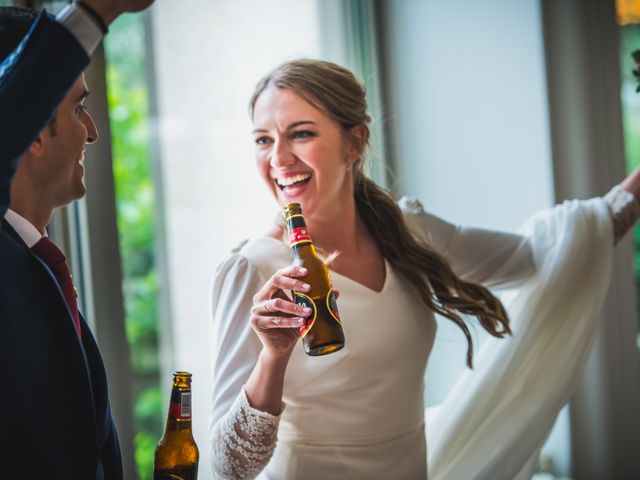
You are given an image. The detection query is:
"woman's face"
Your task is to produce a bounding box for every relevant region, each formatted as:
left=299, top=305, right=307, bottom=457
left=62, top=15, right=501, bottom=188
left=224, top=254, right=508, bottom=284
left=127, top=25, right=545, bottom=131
left=252, top=85, right=357, bottom=221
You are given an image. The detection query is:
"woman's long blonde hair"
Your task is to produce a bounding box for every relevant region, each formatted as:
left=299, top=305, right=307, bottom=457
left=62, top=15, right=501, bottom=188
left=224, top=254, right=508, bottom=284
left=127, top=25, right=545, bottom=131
left=250, top=59, right=510, bottom=367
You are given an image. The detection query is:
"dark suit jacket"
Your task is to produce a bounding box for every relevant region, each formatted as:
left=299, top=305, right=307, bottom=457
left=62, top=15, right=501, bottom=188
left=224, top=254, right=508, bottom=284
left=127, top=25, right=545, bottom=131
left=0, top=12, right=123, bottom=480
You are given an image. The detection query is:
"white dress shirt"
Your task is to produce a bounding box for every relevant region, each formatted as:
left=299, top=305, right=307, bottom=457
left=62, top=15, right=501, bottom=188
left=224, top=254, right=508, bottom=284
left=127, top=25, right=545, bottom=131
left=4, top=208, right=45, bottom=248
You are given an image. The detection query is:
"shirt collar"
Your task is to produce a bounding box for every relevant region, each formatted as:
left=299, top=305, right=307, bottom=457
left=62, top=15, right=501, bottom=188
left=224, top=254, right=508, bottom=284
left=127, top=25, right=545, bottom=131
left=4, top=208, right=46, bottom=248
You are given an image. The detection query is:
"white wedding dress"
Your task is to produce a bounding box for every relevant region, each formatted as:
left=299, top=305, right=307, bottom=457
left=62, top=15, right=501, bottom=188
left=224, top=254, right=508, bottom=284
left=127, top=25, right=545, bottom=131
left=209, top=190, right=630, bottom=480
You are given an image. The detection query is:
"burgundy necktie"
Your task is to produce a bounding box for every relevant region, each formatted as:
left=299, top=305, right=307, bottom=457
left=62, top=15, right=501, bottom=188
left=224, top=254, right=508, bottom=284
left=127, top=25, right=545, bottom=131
left=31, top=237, right=82, bottom=339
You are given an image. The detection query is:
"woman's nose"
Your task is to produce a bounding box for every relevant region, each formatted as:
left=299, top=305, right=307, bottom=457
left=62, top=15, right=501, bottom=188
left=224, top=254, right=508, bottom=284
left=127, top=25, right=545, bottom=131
left=270, top=141, right=295, bottom=168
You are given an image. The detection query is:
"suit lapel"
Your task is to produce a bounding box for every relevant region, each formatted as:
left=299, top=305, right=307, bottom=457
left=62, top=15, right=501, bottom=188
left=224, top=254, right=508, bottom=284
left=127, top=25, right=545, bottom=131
left=1, top=217, right=25, bottom=245
left=2, top=218, right=79, bottom=331
left=2, top=218, right=99, bottom=434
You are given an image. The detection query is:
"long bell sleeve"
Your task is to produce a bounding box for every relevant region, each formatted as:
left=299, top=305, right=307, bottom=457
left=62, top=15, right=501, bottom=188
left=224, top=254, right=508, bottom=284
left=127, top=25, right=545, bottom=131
left=209, top=245, right=282, bottom=480
left=399, top=197, right=536, bottom=289
left=399, top=195, right=619, bottom=480
left=400, top=187, right=638, bottom=479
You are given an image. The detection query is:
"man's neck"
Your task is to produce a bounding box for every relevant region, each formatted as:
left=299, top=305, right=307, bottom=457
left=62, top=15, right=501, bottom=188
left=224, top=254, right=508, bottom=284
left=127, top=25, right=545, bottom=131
left=9, top=200, right=53, bottom=235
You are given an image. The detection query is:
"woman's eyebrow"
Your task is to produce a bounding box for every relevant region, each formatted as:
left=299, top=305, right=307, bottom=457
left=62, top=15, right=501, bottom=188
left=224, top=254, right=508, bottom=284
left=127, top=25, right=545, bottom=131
left=252, top=120, right=318, bottom=134
left=287, top=120, right=317, bottom=129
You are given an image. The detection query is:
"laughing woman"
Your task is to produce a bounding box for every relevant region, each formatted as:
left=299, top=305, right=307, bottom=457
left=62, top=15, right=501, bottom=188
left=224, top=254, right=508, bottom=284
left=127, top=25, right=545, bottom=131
left=208, top=59, right=640, bottom=480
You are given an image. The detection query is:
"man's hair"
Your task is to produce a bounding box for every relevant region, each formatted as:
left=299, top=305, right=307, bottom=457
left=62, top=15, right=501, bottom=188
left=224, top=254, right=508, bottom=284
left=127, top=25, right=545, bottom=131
left=0, top=7, right=37, bottom=62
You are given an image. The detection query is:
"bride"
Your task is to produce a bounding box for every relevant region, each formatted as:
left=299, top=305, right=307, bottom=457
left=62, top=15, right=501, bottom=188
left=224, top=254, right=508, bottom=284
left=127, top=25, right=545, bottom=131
left=208, top=59, right=640, bottom=480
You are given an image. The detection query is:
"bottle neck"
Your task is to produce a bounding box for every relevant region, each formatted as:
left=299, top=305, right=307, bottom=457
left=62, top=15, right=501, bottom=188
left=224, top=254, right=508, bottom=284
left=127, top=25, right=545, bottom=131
left=165, top=386, right=193, bottom=432
left=286, top=214, right=315, bottom=256
left=291, top=242, right=318, bottom=260
left=165, top=417, right=193, bottom=432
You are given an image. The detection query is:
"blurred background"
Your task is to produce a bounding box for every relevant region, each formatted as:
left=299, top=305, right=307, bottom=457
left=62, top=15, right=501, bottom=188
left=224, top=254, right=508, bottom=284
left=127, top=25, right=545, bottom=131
left=3, top=0, right=640, bottom=478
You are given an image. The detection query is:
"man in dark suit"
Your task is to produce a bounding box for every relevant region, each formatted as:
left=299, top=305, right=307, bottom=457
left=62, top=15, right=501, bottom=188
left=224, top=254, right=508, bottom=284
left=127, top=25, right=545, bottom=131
left=0, top=1, right=153, bottom=478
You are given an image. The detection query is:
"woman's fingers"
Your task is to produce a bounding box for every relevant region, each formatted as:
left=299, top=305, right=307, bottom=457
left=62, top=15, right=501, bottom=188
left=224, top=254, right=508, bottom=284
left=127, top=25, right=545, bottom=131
left=270, top=266, right=310, bottom=293
left=277, top=265, right=308, bottom=279
left=252, top=266, right=310, bottom=304
left=271, top=272, right=311, bottom=293
left=251, top=315, right=305, bottom=330
left=252, top=297, right=311, bottom=318
left=248, top=266, right=314, bottom=353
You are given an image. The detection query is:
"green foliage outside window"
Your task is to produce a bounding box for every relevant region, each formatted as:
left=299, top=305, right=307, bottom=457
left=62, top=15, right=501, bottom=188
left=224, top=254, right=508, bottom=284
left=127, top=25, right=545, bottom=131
left=104, top=13, right=162, bottom=480
left=620, top=24, right=640, bottom=350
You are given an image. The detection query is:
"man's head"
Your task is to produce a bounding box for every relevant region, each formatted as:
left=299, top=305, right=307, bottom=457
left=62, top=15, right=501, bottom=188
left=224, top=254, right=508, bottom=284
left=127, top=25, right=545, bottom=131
left=17, top=75, right=99, bottom=209
left=0, top=7, right=99, bottom=219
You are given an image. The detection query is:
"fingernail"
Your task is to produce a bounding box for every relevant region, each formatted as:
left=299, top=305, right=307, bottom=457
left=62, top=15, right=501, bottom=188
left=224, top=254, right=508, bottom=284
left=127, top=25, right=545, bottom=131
left=302, top=283, right=311, bottom=290
left=302, top=307, right=312, bottom=313
left=296, top=317, right=305, bottom=324
left=298, top=267, right=307, bottom=273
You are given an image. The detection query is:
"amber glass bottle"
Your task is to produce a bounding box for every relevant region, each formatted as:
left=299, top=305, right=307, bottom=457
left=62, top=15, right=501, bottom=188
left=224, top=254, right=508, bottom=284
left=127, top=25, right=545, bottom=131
left=284, top=202, right=345, bottom=356
left=153, top=371, right=199, bottom=480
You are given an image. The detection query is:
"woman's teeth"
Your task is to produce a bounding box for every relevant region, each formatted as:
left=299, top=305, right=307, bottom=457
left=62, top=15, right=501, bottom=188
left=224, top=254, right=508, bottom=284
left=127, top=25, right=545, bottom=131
left=276, top=174, right=312, bottom=188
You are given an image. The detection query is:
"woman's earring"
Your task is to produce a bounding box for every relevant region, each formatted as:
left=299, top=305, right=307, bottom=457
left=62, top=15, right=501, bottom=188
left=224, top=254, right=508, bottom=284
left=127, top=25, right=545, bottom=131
left=346, top=163, right=353, bottom=171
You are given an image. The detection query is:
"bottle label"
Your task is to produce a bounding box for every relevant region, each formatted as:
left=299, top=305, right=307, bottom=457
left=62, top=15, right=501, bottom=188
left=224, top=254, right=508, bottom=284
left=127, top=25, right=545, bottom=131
left=288, top=226, right=312, bottom=247
left=293, top=292, right=317, bottom=337
left=326, top=289, right=341, bottom=324
left=169, top=391, right=192, bottom=420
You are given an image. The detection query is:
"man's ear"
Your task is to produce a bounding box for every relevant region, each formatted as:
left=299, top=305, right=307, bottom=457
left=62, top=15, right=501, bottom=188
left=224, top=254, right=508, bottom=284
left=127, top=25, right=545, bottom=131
left=27, top=128, right=48, bottom=158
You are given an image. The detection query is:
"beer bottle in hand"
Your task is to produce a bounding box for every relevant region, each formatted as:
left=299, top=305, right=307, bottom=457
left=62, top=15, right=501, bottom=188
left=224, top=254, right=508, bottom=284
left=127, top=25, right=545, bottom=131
left=284, top=202, right=345, bottom=356
left=154, top=371, right=199, bottom=480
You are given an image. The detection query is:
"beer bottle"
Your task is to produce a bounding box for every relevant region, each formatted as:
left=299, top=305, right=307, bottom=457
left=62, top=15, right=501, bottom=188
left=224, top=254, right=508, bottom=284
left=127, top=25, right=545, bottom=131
left=284, top=202, right=345, bottom=356
left=153, top=371, right=199, bottom=480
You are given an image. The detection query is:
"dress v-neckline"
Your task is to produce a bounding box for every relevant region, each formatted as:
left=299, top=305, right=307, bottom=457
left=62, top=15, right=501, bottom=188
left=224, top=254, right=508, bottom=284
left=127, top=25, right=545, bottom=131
left=259, top=236, right=390, bottom=295
left=330, top=259, right=389, bottom=295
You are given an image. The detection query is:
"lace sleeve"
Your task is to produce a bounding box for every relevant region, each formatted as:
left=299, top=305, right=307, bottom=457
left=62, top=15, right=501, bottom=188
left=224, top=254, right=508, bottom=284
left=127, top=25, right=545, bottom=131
left=212, top=387, right=282, bottom=480
left=603, top=185, right=640, bottom=244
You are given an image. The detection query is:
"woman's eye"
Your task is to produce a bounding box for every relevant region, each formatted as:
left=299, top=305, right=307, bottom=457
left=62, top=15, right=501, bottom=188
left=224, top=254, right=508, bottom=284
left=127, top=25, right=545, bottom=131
left=291, top=130, right=316, bottom=139
left=255, top=136, right=272, bottom=145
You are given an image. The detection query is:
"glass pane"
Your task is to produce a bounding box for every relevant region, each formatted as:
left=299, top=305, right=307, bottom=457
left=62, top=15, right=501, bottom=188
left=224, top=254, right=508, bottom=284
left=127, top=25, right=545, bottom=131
left=104, top=13, right=161, bottom=480
left=105, top=3, right=334, bottom=477
left=618, top=1, right=640, bottom=352
left=147, top=0, right=332, bottom=474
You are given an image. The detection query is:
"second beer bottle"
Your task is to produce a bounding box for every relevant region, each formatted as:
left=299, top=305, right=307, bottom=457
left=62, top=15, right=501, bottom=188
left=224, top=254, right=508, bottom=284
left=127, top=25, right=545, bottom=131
left=153, top=371, right=199, bottom=480
left=284, top=202, right=345, bottom=356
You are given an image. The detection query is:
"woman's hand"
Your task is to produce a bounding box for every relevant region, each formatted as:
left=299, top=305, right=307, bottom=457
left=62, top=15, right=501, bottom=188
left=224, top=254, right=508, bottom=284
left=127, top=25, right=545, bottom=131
left=620, top=166, right=640, bottom=204
left=250, top=266, right=312, bottom=357
left=245, top=266, right=340, bottom=415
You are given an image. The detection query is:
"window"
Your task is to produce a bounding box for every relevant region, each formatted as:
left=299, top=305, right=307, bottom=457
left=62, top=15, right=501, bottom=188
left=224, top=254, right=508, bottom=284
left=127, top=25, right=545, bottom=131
left=104, top=12, right=161, bottom=479
left=618, top=0, right=640, bottom=352
left=105, top=2, right=358, bottom=477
